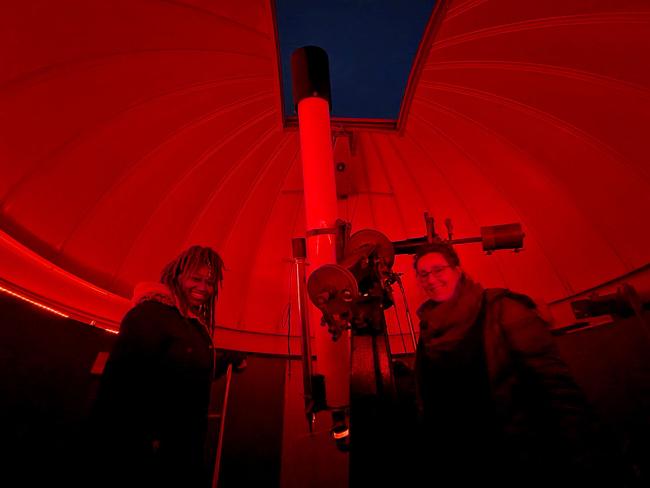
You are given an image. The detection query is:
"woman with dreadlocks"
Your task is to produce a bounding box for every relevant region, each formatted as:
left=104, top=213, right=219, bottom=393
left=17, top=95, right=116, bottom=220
left=89, top=245, right=245, bottom=488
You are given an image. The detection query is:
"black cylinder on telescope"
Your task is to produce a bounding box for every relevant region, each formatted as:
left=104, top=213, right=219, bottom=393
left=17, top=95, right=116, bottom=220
left=480, top=223, right=524, bottom=251
left=291, top=46, right=332, bottom=110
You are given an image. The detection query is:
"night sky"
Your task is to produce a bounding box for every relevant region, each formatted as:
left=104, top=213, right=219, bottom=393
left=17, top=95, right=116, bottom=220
left=275, top=0, right=437, bottom=119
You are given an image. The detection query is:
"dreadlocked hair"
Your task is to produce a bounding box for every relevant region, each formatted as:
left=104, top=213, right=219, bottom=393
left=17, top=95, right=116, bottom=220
left=160, top=245, right=225, bottom=333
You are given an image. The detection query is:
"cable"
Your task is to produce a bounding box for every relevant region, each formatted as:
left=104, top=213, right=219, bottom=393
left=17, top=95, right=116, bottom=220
left=391, top=293, right=408, bottom=353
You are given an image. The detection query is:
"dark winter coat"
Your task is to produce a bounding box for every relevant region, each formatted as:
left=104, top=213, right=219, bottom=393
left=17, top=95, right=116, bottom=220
left=90, top=298, right=228, bottom=487
left=416, top=285, right=620, bottom=486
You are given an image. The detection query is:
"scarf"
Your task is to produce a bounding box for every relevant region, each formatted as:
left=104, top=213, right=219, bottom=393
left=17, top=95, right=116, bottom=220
left=416, top=274, right=484, bottom=355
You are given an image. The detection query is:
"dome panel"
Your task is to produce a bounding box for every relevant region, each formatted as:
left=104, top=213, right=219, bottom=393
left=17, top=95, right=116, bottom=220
left=211, top=135, right=300, bottom=331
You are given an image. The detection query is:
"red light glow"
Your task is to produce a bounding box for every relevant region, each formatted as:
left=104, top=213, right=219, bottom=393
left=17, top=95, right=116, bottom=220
left=0, top=284, right=69, bottom=318
left=332, top=428, right=349, bottom=440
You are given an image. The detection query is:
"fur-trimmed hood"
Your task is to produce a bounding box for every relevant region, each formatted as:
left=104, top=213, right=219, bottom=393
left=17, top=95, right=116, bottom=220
left=131, top=281, right=176, bottom=307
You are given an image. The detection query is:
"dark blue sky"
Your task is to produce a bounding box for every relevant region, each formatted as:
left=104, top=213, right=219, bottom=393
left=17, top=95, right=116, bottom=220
left=275, top=0, right=437, bottom=119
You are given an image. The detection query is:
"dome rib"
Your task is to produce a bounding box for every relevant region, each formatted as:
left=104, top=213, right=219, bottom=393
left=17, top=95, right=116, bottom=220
left=430, top=12, right=650, bottom=52
left=1, top=48, right=271, bottom=94
left=409, top=96, right=633, bottom=293
left=445, top=0, right=489, bottom=20
left=57, top=92, right=274, bottom=254
left=424, top=61, right=650, bottom=100
left=1, top=72, right=273, bottom=215
left=404, top=116, right=514, bottom=288
left=232, top=149, right=301, bottom=329
left=180, top=127, right=285, bottom=245
left=158, top=0, right=271, bottom=38
left=108, top=104, right=277, bottom=285
left=417, top=81, right=648, bottom=185
left=365, top=134, right=413, bottom=238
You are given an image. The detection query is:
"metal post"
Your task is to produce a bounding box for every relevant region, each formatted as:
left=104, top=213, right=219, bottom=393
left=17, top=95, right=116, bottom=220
left=395, top=274, right=418, bottom=352
left=293, top=237, right=315, bottom=429
left=211, top=364, right=233, bottom=488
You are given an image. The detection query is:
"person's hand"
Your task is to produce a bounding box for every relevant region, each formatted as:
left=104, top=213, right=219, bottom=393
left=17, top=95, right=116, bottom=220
left=224, top=350, right=247, bottom=372
left=215, top=350, right=248, bottom=377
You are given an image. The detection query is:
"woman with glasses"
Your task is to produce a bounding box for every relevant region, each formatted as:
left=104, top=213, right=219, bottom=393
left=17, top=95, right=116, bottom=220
left=412, top=241, right=625, bottom=487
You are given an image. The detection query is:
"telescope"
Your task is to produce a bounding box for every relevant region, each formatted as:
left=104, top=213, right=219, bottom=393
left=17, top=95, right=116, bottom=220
left=295, top=213, right=525, bottom=453
left=308, top=214, right=524, bottom=346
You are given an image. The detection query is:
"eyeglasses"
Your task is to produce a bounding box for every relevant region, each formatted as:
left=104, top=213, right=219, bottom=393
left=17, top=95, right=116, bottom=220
left=416, top=265, right=452, bottom=280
